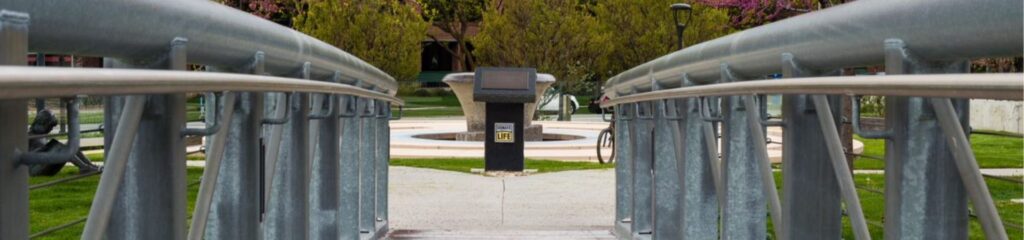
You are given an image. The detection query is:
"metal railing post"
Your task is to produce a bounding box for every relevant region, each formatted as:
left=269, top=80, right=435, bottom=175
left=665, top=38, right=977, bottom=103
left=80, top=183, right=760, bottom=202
left=931, top=98, right=1008, bottom=239
left=0, top=10, right=29, bottom=240
left=779, top=54, right=845, bottom=239
left=263, top=63, right=312, bottom=240
left=101, top=38, right=189, bottom=240
left=614, top=104, right=634, bottom=238
left=338, top=95, right=362, bottom=240
left=359, top=97, right=379, bottom=235
left=203, top=52, right=264, bottom=240
left=719, top=65, right=767, bottom=240
left=652, top=98, right=683, bottom=239
left=630, top=101, right=655, bottom=237
left=677, top=78, right=719, bottom=238
left=188, top=91, right=237, bottom=240
left=882, top=39, right=969, bottom=239
left=376, top=100, right=390, bottom=225
left=309, top=75, right=342, bottom=239
left=810, top=95, right=872, bottom=240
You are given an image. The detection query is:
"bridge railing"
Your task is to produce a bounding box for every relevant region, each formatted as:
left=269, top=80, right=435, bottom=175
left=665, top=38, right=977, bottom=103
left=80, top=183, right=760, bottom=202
left=601, top=0, right=1022, bottom=239
left=0, top=1, right=398, bottom=239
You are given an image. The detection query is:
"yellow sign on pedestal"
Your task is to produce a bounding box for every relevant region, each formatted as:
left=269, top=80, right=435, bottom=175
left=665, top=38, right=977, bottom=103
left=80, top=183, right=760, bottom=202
left=495, top=122, right=514, bottom=143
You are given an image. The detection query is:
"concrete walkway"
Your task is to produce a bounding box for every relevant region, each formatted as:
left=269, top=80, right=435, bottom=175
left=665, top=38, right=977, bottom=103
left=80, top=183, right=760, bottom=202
left=388, top=166, right=615, bottom=233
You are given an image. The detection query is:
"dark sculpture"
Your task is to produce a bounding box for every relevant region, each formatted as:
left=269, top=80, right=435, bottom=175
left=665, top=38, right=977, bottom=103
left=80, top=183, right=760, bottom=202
left=27, top=109, right=101, bottom=176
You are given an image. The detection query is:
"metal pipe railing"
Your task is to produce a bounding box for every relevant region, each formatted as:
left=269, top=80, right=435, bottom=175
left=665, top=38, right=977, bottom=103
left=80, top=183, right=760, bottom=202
left=0, top=66, right=403, bottom=104
left=3, top=0, right=397, bottom=94
left=603, top=0, right=1022, bottom=95
left=1, top=6, right=397, bottom=240
left=603, top=1, right=1021, bottom=239
left=602, top=73, right=1022, bottom=107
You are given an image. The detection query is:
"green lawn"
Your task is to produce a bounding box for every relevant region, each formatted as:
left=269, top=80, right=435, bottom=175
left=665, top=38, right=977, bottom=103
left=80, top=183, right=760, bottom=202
left=393, top=96, right=464, bottom=117
left=28, top=168, right=203, bottom=240
left=854, top=133, right=1023, bottom=169
left=390, top=158, right=613, bottom=173
left=844, top=174, right=1023, bottom=239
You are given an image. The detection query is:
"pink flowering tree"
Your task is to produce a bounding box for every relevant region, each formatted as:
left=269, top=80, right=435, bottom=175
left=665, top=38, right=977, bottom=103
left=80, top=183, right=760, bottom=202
left=695, top=0, right=842, bottom=29
left=219, top=0, right=297, bottom=26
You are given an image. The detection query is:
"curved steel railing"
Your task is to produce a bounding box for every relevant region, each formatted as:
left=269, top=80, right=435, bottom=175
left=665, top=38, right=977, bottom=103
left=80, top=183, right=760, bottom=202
left=601, top=0, right=1022, bottom=239
left=0, top=3, right=398, bottom=240
left=3, top=0, right=396, bottom=93
left=0, top=67, right=403, bottom=103
left=603, top=0, right=1022, bottom=96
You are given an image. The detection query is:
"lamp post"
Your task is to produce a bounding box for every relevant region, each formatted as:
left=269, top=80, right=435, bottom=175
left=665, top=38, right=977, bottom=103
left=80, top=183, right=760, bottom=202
left=671, top=3, right=693, bottom=50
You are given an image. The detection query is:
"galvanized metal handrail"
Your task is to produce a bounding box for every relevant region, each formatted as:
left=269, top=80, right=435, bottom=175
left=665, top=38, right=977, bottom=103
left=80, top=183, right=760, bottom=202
left=0, top=66, right=403, bottom=104
left=2, top=0, right=397, bottom=94
left=0, top=4, right=396, bottom=240
left=603, top=0, right=1022, bottom=96
left=601, top=73, right=1023, bottom=107
left=603, top=0, right=1021, bottom=239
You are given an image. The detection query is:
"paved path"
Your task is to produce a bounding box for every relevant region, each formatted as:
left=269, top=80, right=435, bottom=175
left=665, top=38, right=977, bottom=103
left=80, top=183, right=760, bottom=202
left=388, top=166, right=615, bottom=232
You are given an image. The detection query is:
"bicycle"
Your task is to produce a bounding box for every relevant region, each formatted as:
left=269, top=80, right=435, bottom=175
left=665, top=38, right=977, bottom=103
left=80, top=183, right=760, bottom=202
left=596, top=120, right=615, bottom=164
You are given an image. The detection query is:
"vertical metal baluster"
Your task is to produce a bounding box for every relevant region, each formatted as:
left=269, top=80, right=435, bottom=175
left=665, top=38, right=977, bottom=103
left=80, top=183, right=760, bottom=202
left=264, top=63, right=311, bottom=240
left=204, top=52, right=264, bottom=239
left=101, top=37, right=189, bottom=240
left=931, top=98, right=1008, bottom=240
left=778, top=53, right=845, bottom=239
left=359, top=96, right=378, bottom=236
left=677, top=76, right=719, bottom=238
left=882, top=39, right=969, bottom=240
left=810, top=95, right=872, bottom=240
left=339, top=95, right=361, bottom=240
left=310, top=72, right=342, bottom=240
left=631, top=101, right=655, bottom=237
left=375, top=99, right=390, bottom=225
left=613, top=103, right=634, bottom=238
left=719, top=64, right=766, bottom=240
left=741, top=95, right=783, bottom=239
left=0, top=10, right=29, bottom=240
left=188, top=92, right=237, bottom=240
left=652, top=86, right=683, bottom=238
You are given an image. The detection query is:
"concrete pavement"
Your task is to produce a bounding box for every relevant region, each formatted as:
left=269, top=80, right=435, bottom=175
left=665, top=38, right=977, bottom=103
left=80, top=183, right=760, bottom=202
left=387, top=166, right=615, bottom=232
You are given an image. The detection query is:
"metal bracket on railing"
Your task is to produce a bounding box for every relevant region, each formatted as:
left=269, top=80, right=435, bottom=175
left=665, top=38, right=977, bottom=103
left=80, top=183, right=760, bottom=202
left=600, top=106, right=615, bottom=122
left=247, top=51, right=265, bottom=74
left=337, top=96, right=359, bottom=118
left=375, top=100, right=389, bottom=119
left=851, top=95, right=891, bottom=139
left=389, top=105, right=403, bottom=120
left=756, top=97, right=784, bottom=127
left=700, top=97, right=722, bottom=122
left=660, top=99, right=684, bottom=120
left=309, top=94, right=336, bottom=119
left=635, top=101, right=654, bottom=120
left=19, top=97, right=81, bottom=165
left=183, top=92, right=234, bottom=136
left=358, top=97, right=376, bottom=118
left=262, top=92, right=291, bottom=125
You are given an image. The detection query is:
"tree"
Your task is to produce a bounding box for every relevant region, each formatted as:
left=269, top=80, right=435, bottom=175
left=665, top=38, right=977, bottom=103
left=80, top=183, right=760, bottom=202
left=293, top=0, right=429, bottom=82
left=695, top=0, right=840, bottom=29
left=472, top=0, right=612, bottom=94
left=594, top=0, right=733, bottom=80
left=219, top=0, right=299, bottom=26
left=421, top=0, right=486, bottom=72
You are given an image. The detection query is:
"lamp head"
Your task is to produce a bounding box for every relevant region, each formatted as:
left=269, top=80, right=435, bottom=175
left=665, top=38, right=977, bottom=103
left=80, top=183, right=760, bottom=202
left=671, top=3, right=692, bottom=11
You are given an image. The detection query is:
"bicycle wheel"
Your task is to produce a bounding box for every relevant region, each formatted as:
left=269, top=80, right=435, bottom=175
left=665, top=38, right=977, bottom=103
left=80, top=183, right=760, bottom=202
left=596, top=128, right=612, bottom=164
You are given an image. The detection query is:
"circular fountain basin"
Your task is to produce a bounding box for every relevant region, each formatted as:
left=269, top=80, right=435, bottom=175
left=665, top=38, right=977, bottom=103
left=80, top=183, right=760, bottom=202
left=388, top=119, right=862, bottom=162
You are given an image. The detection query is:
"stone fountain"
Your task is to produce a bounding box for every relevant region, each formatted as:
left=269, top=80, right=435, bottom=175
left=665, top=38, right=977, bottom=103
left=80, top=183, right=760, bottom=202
left=442, top=72, right=556, bottom=141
